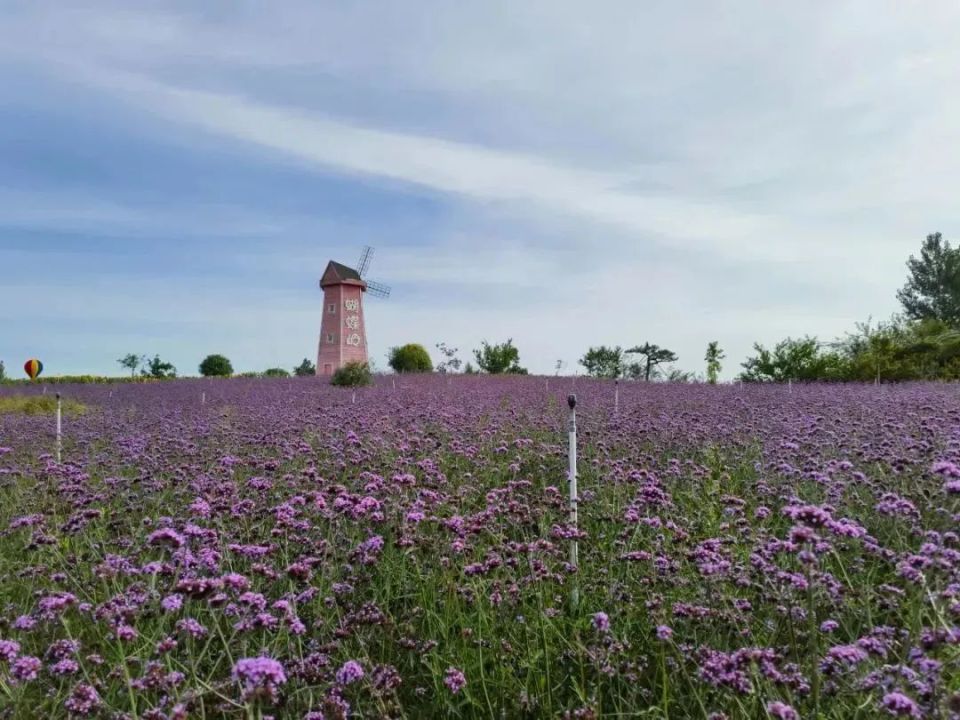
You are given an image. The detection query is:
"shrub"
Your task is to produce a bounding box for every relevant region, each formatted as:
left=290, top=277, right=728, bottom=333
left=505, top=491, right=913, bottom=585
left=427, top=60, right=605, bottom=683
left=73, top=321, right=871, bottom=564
left=330, top=361, right=372, bottom=387
left=388, top=344, right=433, bottom=373
left=263, top=368, right=290, bottom=378
left=199, top=354, right=233, bottom=377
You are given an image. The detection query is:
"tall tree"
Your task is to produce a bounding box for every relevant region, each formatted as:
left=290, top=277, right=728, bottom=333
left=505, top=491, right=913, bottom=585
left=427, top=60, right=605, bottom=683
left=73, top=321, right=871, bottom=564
left=474, top=339, right=527, bottom=374
left=897, top=232, right=960, bottom=325
left=0, top=360, right=5, bottom=381
left=118, top=353, right=143, bottom=378
left=626, top=343, right=677, bottom=381
left=141, top=355, right=177, bottom=379
left=435, top=342, right=462, bottom=373
left=704, top=341, right=725, bottom=384
left=579, top=346, right=624, bottom=378
left=199, top=354, right=233, bottom=377
left=293, top=358, right=316, bottom=377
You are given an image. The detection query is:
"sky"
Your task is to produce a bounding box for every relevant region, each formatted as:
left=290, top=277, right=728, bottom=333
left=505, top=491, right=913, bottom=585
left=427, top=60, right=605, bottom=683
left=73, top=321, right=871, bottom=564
left=2, top=1, right=960, bottom=378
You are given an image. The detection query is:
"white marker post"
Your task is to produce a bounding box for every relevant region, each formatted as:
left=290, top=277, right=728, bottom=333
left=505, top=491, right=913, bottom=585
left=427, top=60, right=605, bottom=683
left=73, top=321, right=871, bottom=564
left=788, top=379, right=792, bottom=394
left=614, top=379, right=620, bottom=415
left=55, top=393, right=62, bottom=464
left=201, top=391, right=206, bottom=406
left=352, top=390, right=356, bottom=404
left=567, top=394, right=579, bottom=608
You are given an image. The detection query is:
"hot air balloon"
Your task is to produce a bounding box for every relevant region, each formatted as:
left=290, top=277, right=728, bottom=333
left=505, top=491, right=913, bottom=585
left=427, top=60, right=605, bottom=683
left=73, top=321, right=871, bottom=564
left=24, top=359, right=43, bottom=380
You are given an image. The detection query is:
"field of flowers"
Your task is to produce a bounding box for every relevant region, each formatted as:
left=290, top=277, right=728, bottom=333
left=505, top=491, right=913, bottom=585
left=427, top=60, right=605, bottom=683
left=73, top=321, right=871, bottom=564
left=1, top=376, right=959, bottom=719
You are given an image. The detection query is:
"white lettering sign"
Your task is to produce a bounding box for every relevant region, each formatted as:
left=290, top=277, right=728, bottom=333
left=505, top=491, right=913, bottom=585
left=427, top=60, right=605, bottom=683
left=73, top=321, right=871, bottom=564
left=344, top=299, right=359, bottom=312
left=345, top=315, right=360, bottom=330
left=345, top=333, right=362, bottom=347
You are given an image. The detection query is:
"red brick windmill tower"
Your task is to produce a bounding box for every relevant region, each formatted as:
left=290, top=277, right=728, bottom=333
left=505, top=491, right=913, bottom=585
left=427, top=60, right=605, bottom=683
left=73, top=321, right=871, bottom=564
left=316, top=246, right=391, bottom=376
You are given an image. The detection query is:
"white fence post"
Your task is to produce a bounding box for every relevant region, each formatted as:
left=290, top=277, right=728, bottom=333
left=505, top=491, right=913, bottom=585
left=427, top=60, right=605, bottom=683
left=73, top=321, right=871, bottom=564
left=614, top=379, right=619, bottom=415
left=567, top=394, right=579, bottom=608
left=55, top=393, right=62, bottom=464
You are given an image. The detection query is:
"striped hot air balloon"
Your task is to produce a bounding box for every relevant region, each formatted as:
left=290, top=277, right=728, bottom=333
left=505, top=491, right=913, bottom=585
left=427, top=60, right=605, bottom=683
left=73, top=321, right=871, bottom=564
left=24, top=359, right=43, bottom=380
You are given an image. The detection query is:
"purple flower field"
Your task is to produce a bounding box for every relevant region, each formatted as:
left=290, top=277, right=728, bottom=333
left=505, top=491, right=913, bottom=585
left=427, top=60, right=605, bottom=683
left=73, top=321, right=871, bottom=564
left=1, top=376, right=960, bottom=718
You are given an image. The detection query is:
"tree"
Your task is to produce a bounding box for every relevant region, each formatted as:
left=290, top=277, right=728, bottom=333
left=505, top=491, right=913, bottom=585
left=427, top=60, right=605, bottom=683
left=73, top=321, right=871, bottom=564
left=388, top=344, right=433, bottom=373
left=293, top=358, right=316, bottom=377
left=626, top=343, right=678, bottom=381
left=0, top=360, right=5, bottom=380
left=579, top=346, right=624, bottom=378
left=897, top=232, right=960, bottom=325
left=739, top=337, right=847, bottom=382
left=474, top=339, right=527, bottom=374
left=199, top=354, right=233, bottom=377
left=117, top=353, right=143, bottom=377
left=330, top=361, right=372, bottom=387
left=705, top=341, right=725, bottom=384
left=141, top=355, right=177, bottom=379
left=263, top=368, right=290, bottom=378
left=435, top=343, right=462, bottom=373
left=463, top=362, right=477, bottom=374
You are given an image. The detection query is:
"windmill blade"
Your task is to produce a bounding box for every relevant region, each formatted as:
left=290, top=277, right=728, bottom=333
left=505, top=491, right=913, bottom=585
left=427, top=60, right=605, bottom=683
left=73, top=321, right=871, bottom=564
left=357, top=246, right=374, bottom=277
left=365, top=279, right=391, bottom=299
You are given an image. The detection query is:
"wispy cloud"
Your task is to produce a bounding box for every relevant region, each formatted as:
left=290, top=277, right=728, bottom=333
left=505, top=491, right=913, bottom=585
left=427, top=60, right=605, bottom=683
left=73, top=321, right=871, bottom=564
left=3, top=1, right=960, bottom=375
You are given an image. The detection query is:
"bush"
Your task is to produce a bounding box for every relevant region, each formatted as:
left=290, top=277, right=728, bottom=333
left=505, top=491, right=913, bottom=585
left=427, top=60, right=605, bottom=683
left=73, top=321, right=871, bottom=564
left=199, top=354, right=233, bottom=377
left=236, top=371, right=260, bottom=378
left=388, top=344, right=433, bottom=373
left=330, top=361, right=372, bottom=387
left=263, top=368, right=290, bottom=378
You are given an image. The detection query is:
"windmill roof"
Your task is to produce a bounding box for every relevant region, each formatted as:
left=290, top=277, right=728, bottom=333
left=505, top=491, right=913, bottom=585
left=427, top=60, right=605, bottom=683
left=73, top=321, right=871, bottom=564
left=321, top=260, right=365, bottom=287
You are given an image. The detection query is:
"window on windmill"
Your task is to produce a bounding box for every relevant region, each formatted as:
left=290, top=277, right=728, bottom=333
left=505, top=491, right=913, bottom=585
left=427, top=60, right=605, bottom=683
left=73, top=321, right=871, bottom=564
left=328, top=303, right=336, bottom=314
left=326, top=333, right=336, bottom=344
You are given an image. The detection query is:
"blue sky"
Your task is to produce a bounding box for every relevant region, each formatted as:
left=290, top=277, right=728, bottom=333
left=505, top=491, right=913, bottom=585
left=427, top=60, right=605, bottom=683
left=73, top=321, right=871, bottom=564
left=2, top=1, right=960, bottom=378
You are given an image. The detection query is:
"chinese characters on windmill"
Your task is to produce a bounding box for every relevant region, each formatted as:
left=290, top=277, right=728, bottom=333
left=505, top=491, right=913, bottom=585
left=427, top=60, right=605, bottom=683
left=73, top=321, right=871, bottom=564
left=316, top=247, right=392, bottom=376
left=344, top=299, right=362, bottom=346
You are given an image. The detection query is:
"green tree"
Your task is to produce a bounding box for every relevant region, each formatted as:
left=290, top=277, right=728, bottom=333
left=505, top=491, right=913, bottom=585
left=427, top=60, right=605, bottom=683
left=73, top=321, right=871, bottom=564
left=263, top=368, right=290, bottom=378
left=330, top=361, right=372, bottom=387
left=0, top=360, right=5, bottom=381
left=705, top=341, right=725, bottom=384
left=626, top=343, right=678, bottom=381
left=199, top=354, right=233, bottom=377
left=739, top=337, right=848, bottom=382
left=388, top=344, right=433, bottom=373
left=293, top=358, right=316, bottom=377
left=141, top=355, right=177, bottom=379
left=117, top=353, right=144, bottom=377
left=579, top=346, right=624, bottom=378
left=897, top=232, right=960, bottom=325
left=474, top=339, right=527, bottom=374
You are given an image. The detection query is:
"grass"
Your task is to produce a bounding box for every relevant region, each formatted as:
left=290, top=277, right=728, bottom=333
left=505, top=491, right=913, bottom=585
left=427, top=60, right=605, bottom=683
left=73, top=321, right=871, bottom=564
left=0, top=395, right=87, bottom=415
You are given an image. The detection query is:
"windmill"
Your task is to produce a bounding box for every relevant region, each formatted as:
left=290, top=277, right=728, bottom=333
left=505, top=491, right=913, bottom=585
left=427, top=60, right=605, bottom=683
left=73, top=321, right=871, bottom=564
left=316, top=246, right=392, bottom=376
